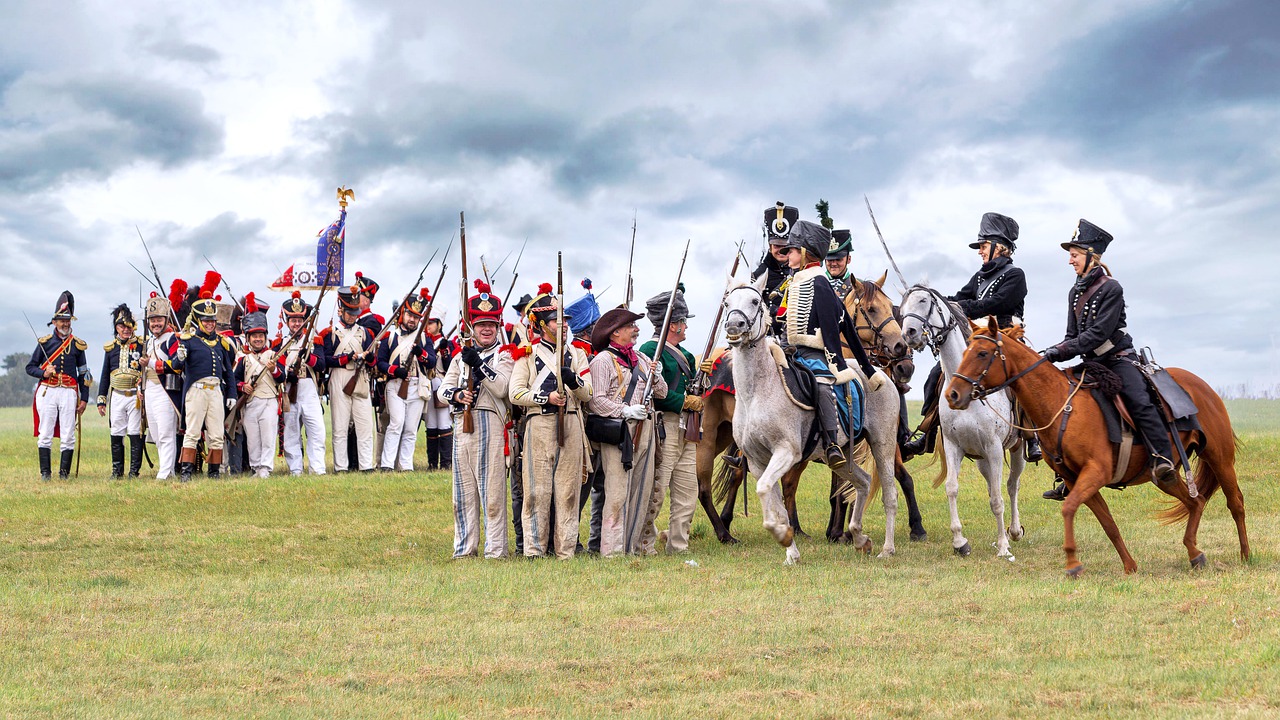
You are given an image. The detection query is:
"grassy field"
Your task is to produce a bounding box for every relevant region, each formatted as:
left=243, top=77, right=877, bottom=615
left=1, top=401, right=1277, bottom=718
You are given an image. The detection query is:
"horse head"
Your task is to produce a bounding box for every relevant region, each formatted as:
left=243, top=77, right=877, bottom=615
left=846, top=270, right=910, bottom=371
left=899, top=284, right=968, bottom=354
left=946, top=318, right=1031, bottom=410
left=723, top=273, right=767, bottom=346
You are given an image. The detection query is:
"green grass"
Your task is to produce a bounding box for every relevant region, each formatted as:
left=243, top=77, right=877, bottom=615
left=1, top=402, right=1278, bottom=718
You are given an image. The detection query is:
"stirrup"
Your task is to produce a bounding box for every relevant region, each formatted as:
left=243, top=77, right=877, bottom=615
left=1151, top=457, right=1177, bottom=485
left=1042, top=481, right=1067, bottom=502
left=722, top=453, right=745, bottom=470
left=825, top=444, right=847, bottom=469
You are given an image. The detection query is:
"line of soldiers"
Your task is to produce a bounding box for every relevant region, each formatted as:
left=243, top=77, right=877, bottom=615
left=26, top=203, right=1177, bottom=551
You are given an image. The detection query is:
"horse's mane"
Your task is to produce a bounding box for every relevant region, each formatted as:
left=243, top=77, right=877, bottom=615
left=909, top=283, right=972, bottom=341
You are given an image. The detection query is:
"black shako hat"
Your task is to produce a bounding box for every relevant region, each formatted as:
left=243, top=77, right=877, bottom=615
left=968, top=212, right=1020, bottom=251
left=1062, top=218, right=1114, bottom=255
left=828, top=229, right=853, bottom=259
left=764, top=202, right=801, bottom=242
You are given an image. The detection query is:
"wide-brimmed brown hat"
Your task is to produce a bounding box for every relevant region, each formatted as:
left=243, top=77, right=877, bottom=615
left=590, top=307, right=644, bottom=352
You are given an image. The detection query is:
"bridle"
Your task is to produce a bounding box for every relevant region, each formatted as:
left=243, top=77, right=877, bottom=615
left=723, top=284, right=766, bottom=348
left=900, top=285, right=960, bottom=356
left=949, top=331, right=1050, bottom=402
left=846, top=280, right=909, bottom=367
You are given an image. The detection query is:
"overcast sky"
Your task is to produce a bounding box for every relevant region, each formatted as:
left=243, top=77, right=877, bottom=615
left=3, top=0, right=1276, bottom=396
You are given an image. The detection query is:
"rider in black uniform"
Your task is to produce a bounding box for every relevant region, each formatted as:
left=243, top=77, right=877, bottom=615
left=1040, top=219, right=1176, bottom=500
left=903, top=212, right=1039, bottom=462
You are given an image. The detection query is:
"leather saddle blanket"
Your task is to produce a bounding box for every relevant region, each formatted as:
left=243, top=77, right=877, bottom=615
left=707, top=348, right=735, bottom=396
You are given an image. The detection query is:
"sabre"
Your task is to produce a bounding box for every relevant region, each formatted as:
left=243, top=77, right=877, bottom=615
left=624, top=211, right=636, bottom=309
left=863, top=195, right=910, bottom=293
left=22, top=311, right=51, bottom=398
left=203, top=254, right=245, bottom=313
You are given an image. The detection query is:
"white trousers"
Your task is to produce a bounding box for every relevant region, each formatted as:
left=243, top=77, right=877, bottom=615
left=36, top=386, right=78, bottom=450
left=381, top=377, right=425, bottom=470
left=243, top=396, right=278, bottom=478
left=108, top=389, right=142, bottom=436
left=281, top=378, right=326, bottom=475
left=328, top=369, right=374, bottom=471
left=143, top=380, right=179, bottom=479
left=422, top=376, right=452, bottom=431
left=183, top=381, right=225, bottom=451
left=452, top=410, right=508, bottom=558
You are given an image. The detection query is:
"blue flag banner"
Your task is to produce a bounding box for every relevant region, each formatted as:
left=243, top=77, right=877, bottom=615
left=315, top=208, right=346, bottom=287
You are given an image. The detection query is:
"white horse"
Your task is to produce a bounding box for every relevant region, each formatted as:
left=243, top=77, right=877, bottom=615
left=899, top=285, right=1025, bottom=559
left=723, top=274, right=902, bottom=564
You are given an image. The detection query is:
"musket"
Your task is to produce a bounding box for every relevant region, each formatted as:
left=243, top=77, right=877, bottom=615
left=129, top=262, right=160, bottom=290
left=479, top=249, right=508, bottom=346
left=284, top=272, right=336, bottom=405
left=555, top=251, right=565, bottom=447
left=633, top=239, right=690, bottom=451
left=863, top=195, right=910, bottom=293
left=684, top=241, right=743, bottom=442
left=397, top=236, right=452, bottom=401
left=343, top=249, right=440, bottom=396
left=203, top=254, right=245, bottom=313
left=624, top=211, right=637, bottom=309
left=136, top=226, right=183, bottom=330
left=458, top=211, right=477, bottom=434
left=499, top=237, right=528, bottom=311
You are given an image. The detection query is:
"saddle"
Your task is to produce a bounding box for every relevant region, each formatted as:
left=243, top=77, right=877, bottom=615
left=1065, top=360, right=1200, bottom=489
left=768, top=343, right=865, bottom=451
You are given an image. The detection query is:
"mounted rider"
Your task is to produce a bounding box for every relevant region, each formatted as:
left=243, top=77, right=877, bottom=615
left=1040, top=219, right=1177, bottom=500
left=776, top=218, right=879, bottom=468
left=752, top=202, right=799, bottom=337
left=903, top=212, right=1038, bottom=461
left=824, top=229, right=856, bottom=300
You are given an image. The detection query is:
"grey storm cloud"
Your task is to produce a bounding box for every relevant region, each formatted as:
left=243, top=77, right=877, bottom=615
left=0, top=74, right=223, bottom=191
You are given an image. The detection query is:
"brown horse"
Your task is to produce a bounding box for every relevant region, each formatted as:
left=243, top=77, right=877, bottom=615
left=945, top=321, right=1248, bottom=576
left=701, top=273, right=927, bottom=544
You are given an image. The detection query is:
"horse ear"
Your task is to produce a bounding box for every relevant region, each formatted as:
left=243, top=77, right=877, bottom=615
left=987, top=315, right=999, bottom=331
left=875, top=270, right=887, bottom=288
left=752, top=272, right=768, bottom=293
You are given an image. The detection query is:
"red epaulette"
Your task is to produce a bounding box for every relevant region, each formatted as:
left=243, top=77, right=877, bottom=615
left=372, top=313, right=385, bottom=325
left=508, top=344, right=531, bottom=361
left=449, top=344, right=462, bottom=358
left=571, top=338, right=593, bottom=354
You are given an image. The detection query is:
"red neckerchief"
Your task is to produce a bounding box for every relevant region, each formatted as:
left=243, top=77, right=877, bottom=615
left=609, top=342, right=639, bottom=368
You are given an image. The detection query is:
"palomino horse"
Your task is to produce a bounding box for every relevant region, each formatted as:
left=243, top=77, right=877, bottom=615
left=946, top=321, right=1248, bottom=576
left=707, top=274, right=927, bottom=544
left=899, top=285, right=1025, bottom=559
left=722, top=273, right=901, bottom=564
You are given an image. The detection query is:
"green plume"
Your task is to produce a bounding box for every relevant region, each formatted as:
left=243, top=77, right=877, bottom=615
left=815, top=199, right=834, bottom=230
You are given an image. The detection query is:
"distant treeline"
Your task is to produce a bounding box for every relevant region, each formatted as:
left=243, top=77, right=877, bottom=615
left=0, top=352, right=103, bottom=407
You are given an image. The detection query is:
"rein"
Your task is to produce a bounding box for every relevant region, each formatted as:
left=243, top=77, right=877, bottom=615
left=724, top=284, right=766, bottom=348
left=952, top=332, right=1085, bottom=432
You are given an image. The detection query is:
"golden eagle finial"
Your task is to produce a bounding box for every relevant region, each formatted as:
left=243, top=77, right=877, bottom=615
left=337, top=186, right=355, bottom=209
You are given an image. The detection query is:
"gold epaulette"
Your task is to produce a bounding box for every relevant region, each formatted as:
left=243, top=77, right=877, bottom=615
left=38, top=334, right=52, bottom=343
left=180, top=331, right=194, bottom=340
left=103, top=340, right=116, bottom=351
left=74, top=338, right=87, bottom=351
left=219, top=337, right=232, bottom=351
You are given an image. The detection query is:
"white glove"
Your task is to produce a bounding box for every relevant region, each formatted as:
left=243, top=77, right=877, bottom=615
left=176, top=345, right=188, bottom=361
left=622, top=404, right=648, bottom=421
left=226, top=398, right=236, bottom=412
left=867, top=372, right=886, bottom=392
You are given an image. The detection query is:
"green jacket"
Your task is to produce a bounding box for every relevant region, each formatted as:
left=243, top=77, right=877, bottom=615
left=638, top=339, right=696, bottom=414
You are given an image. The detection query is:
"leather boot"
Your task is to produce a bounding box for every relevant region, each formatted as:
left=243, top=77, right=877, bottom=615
left=721, top=449, right=745, bottom=470
left=59, top=449, right=73, bottom=479
left=207, top=449, right=223, bottom=478
left=1042, top=479, right=1068, bottom=501
left=901, top=412, right=937, bottom=461
left=425, top=433, right=439, bottom=470
left=1151, top=455, right=1177, bottom=485
left=814, top=386, right=846, bottom=469
left=39, top=447, right=52, bottom=481
left=128, top=434, right=144, bottom=477
left=1024, top=435, right=1043, bottom=463
left=179, top=447, right=197, bottom=483
left=109, top=436, right=125, bottom=479
left=437, top=432, right=453, bottom=470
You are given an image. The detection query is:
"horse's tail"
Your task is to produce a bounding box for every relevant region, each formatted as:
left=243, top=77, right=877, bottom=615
left=930, top=437, right=947, bottom=489
left=856, top=440, right=880, bottom=503
left=1156, top=430, right=1240, bottom=525
left=712, top=444, right=740, bottom=506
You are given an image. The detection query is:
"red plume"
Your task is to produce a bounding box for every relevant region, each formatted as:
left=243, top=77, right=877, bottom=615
left=291, top=290, right=301, bottom=299
left=355, top=271, right=363, bottom=279
left=474, top=279, right=491, bottom=294
left=200, top=271, right=221, bottom=297
left=245, top=291, right=258, bottom=313
left=200, top=290, right=214, bottom=300
left=420, top=288, right=430, bottom=299
left=168, top=279, right=188, bottom=310
left=537, top=282, right=553, bottom=295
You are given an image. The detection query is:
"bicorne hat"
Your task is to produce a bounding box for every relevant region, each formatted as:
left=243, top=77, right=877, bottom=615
left=110, top=303, right=136, bottom=330
left=49, top=290, right=76, bottom=324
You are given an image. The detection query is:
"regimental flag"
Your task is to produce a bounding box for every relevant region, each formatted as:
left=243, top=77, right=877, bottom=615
left=268, top=209, right=347, bottom=292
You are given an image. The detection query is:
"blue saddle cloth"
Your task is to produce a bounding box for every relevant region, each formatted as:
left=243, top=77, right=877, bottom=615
left=792, top=355, right=865, bottom=439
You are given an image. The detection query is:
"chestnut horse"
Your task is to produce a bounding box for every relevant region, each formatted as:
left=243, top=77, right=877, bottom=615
left=946, top=321, right=1248, bottom=576
left=699, top=273, right=927, bottom=544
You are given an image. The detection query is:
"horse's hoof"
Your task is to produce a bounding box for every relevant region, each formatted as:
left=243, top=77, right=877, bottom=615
left=1065, top=564, right=1084, bottom=579
left=718, top=534, right=740, bottom=545
left=910, top=530, right=928, bottom=542
left=954, top=541, right=972, bottom=557
left=1008, top=525, right=1025, bottom=542
left=1191, top=552, right=1207, bottom=570
left=877, top=549, right=895, bottom=559
left=856, top=538, right=874, bottom=555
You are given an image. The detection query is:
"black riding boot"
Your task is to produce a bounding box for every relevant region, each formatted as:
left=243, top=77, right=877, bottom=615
left=59, top=449, right=73, bottom=479
left=1024, top=434, right=1043, bottom=463
left=128, top=434, right=144, bottom=477
left=904, top=363, right=943, bottom=460
left=815, top=385, right=846, bottom=469
left=722, top=445, right=745, bottom=470
left=1043, top=479, right=1068, bottom=501
left=109, top=435, right=125, bottom=478
left=437, top=432, right=453, bottom=470
left=39, top=447, right=52, bottom=481
left=207, top=449, right=222, bottom=478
